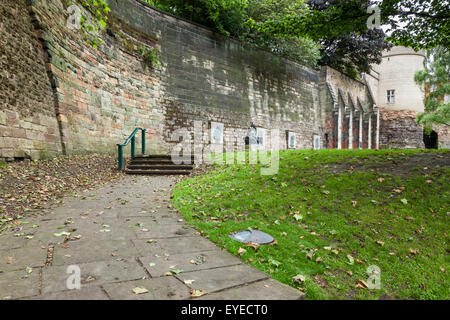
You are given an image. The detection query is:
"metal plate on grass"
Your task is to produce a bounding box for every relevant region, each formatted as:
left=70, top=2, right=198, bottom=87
left=229, top=230, right=274, bottom=244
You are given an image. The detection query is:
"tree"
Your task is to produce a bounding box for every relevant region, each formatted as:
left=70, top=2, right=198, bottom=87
left=144, top=0, right=249, bottom=37
left=415, top=47, right=450, bottom=128
left=243, top=0, right=320, bottom=67
left=307, top=1, right=391, bottom=78
left=381, top=0, right=450, bottom=50
left=256, top=0, right=449, bottom=76
left=259, top=0, right=449, bottom=50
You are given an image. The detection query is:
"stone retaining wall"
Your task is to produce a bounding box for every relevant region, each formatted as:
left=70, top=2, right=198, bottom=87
left=0, top=0, right=382, bottom=161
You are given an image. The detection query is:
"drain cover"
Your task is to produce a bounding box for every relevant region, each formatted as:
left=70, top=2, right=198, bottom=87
left=229, top=230, right=274, bottom=244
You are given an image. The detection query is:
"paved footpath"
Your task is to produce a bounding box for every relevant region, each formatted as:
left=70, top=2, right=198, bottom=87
left=0, top=176, right=304, bottom=300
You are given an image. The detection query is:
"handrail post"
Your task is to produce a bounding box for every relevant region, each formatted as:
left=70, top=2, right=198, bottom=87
left=142, top=129, right=146, bottom=155
left=131, top=136, right=136, bottom=159
left=118, top=145, right=123, bottom=170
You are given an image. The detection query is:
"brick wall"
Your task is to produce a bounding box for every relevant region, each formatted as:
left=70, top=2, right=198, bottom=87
left=0, top=0, right=62, bottom=160
left=379, top=109, right=424, bottom=149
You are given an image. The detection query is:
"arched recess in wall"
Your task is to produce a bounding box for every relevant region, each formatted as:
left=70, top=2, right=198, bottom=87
left=423, top=130, right=438, bottom=149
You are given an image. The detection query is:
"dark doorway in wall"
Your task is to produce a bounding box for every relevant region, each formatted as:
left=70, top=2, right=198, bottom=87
left=423, top=130, right=438, bottom=149
left=324, top=133, right=329, bottom=149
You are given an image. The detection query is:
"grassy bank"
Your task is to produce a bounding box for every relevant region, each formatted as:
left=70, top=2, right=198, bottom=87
left=172, top=149, right=449, bottom=299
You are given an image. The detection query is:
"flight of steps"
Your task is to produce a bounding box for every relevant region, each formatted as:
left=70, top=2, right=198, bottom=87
left=125, top=154, right=194, bottom=175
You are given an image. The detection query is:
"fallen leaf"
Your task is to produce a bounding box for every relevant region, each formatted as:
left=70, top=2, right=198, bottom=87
left=82, top=276, right=96, bottom=284
left=184, top=279, right=195, bottom=285
left=189, top=289, right=206, bottom=297
left=268, top=258, right=281, bottom=267
left=292, top=274, right=306, bottom=284
left=170, top=269, right=183, bottom=275
left=245, top=242, right=260, bottom=250
left=376, top=241, right=385, bottom=246
left=53, top=231, right=70, bottom=237
left=347, top=254, right=355, bottom=265
left=356, top=280, right=369, bottom=289
left=132, top=287, right=149, bottom=294
left=237, top=248, right=247, bottom=256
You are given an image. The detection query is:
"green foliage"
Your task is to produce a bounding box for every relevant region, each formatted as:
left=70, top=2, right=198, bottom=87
left=71, top=0, right=110, bottom=48
left=242, top=0, right=320, bottom=68
left=259, top=0, right=449, bottom=50
left=144, top=0, right=248, bottom=37
left=381, top=0, right=450, bottom=50
left=415, top=47, right=450, bottom=128
left=137, top=45, right=161, bottom=69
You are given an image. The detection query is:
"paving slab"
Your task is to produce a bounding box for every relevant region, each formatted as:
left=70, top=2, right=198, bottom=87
left=139, top=250, right=242, bottom=277
left=118, top=208, right=181, bottom=222
left=103, top=277, right=190, bottom=300
left=64, top=218, right=136, bottom=241
left=0, top=246, right=47, bottom=272
left=0, top=234, right=28, bottom=250
left=25, top=286, right=109, bottom=300
left=52, top=239, right=140, bottom=266
left=0, top=268, right=40, bottom=300
left=133, top=236, right=218, bottom=256
left=196, top=278, right=305, bottom=300
left=42, top=258, right=147, bottom=294
left=176, top=264, right=270, bottom=294
left=132, top=222, right=196, bottom=239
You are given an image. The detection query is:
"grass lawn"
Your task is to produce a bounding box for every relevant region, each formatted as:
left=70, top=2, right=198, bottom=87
left=172, top=149, right=449, bottom=300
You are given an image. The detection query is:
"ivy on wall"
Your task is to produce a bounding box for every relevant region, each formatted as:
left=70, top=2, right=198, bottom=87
left=67, top=1, right=160, bottom=70
left=66, top=0, right=110, bottom=48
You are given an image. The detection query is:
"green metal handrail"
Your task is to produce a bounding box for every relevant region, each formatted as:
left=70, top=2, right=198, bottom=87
left=117, top=127, right=146, bottom=170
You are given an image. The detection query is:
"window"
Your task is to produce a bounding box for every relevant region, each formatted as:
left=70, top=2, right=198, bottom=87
left=387, top=90, right=395, bottom=104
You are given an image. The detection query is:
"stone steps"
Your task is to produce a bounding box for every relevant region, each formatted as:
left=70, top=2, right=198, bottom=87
left=125, top=169, right=191, bottom=175
left=125, top=154, right=194, bottom=176
left=127, top=164, right=193, bottom=170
